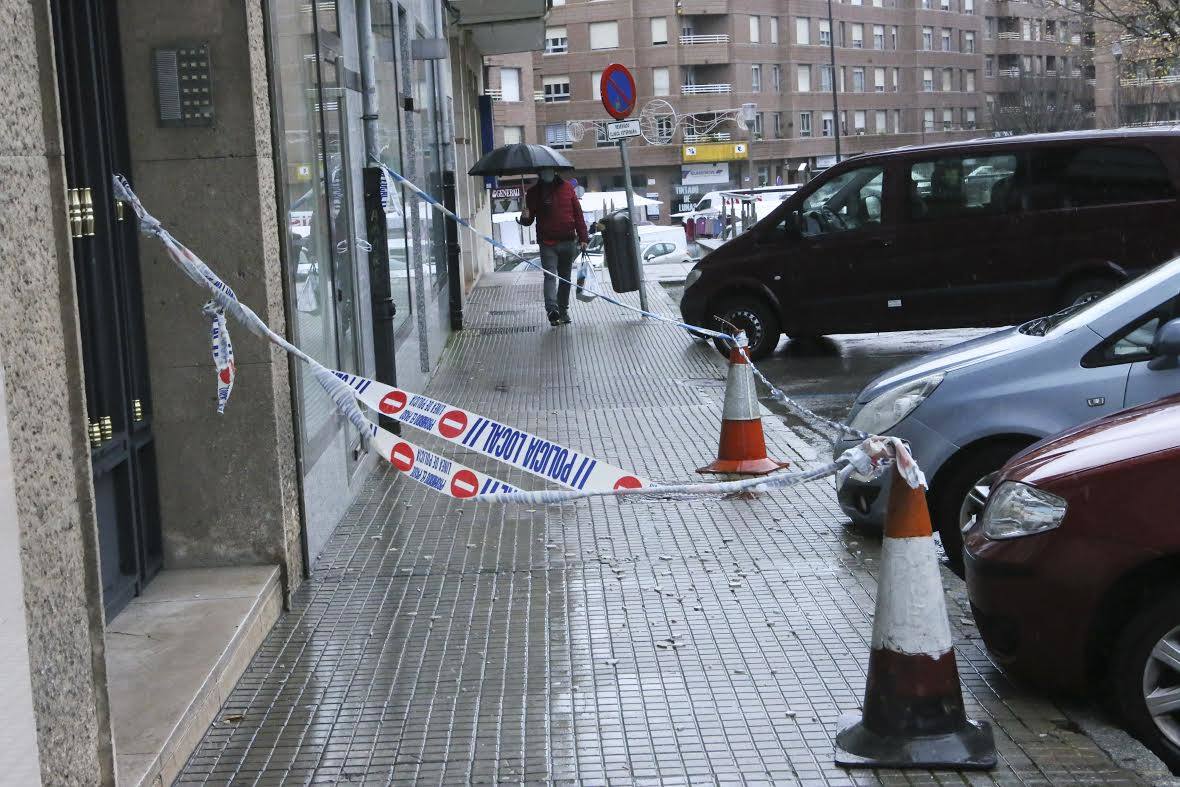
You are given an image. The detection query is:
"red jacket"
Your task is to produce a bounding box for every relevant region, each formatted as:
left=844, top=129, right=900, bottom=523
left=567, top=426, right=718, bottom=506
left=518, top=178, right=588, bottom=245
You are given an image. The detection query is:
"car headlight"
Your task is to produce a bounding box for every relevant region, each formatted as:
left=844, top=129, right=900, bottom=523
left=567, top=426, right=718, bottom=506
left=848, top=372, right=944, bottom=435
left=685, top=268, right=702, bottom=289
left=979, top=481, right=1067, bottom=540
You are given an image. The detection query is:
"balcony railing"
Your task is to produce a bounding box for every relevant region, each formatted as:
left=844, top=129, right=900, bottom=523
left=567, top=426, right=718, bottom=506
left=997, top=32, right=1021, bottom=40
left=997, top=67, right=1021, bottom=77
left=1121, top=74, right=1180, bottom=87
left=485, top=88, right=503, bottom=101
left=684, top=132, right=732, bottom=142
left=681, top=83, right=732, bottom=94
left=680, top=33, right=729, bottom=45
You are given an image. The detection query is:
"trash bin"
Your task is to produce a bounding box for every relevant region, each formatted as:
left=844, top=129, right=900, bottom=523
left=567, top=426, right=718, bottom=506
left=601, top=208, right=640, bottom=293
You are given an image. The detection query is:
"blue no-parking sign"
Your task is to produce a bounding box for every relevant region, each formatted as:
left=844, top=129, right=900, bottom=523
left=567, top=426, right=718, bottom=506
left=600, top=64, right=636, bottom=121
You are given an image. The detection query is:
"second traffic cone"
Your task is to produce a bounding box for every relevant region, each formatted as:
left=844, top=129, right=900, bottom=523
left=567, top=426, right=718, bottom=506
left=834, top=467, right=996, bottom=770
left=697, top=332, right=788, bottom=476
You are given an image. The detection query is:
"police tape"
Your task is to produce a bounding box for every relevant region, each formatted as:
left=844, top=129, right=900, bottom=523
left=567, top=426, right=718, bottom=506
left=114, top=174, right=924, bottom=505
left=332, top=370, right=647, bottom=493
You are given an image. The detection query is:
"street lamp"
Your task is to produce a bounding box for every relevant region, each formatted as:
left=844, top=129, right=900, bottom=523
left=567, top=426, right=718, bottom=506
left=741, top=102, right=758, bottom=231
left=1111, top=40, right=1123, bottom=128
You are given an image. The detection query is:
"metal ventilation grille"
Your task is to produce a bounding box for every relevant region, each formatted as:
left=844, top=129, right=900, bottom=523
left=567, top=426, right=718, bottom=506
left=154, top=50, right=181, bottom=121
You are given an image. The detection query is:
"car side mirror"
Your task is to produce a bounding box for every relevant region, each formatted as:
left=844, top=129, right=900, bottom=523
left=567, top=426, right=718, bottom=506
left=1148, top=317, right=1180, bottom=370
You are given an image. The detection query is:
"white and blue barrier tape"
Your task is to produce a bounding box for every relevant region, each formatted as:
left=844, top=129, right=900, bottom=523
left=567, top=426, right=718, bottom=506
left=114, top=173, right=920, bottom=503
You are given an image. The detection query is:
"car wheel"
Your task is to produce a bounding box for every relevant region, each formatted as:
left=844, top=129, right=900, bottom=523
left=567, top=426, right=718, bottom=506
left=709, top=296, right=781, bottom=360
left=1112, top=588, right=1180, bottom=772
left=1060, top=276, right=1119, bottom=310
left=931, top=440, right=1032, bottom=577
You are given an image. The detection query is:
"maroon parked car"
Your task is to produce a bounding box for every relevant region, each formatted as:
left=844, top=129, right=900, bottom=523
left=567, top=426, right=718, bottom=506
left=965, top=393, right=1180, bottom=770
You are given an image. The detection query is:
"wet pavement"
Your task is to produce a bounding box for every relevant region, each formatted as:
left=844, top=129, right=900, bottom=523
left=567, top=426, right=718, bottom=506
left=178, top=273, right=1170, bottom=785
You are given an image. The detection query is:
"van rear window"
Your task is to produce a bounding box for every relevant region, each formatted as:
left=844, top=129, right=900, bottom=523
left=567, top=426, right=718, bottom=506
left=1030, top=145, right=1176, bottom=208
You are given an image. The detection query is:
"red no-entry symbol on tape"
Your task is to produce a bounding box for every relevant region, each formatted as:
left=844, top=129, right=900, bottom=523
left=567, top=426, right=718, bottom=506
left=390, top=441, right=415, bottom=472
left=613, top=476, right=642, bottom=490
left=438, top=410, right=469, bottom=439
left=380, top=390, right=408, bottom=415
left=450, top=469, right=479, bottom=499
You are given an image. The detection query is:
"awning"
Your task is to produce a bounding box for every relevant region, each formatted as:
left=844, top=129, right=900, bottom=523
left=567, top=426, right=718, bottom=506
left=450, top=0, right=547, bottom=55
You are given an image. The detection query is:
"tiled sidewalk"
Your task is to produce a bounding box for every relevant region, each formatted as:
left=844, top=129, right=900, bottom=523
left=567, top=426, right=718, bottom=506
left=178, top=271, right=1162, bottom=785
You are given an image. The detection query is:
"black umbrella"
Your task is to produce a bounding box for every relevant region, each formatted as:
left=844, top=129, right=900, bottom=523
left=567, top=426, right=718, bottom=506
left=467, top=143, right=574, bottom=177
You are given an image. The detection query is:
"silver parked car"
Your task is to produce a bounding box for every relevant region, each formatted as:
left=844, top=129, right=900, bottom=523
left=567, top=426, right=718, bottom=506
left=835, top=255, right=1180, bottom=571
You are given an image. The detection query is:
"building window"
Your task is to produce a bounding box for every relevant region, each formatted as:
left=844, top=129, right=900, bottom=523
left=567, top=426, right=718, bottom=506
left=874, top=25, right=885, bottom=49
left=546, top=123, right=571, bottom=149
left=596, top=125, right=611, bottom=148
left=651, top=17, right=668, bottom=45
left=543, top=76, right=570, bottom=102
left=772, top=64, right=782, bottom=92
left=923, top=109, right=935, bottom=131
left=942, top=68, right=953, bottom=91
left=545, top=26, right=568, bottom=54
left=503, top=126, right=524, bottom=144
left=653, top=67, right=670, bottom=96
left=922, top=0, right=932, bottom=8
left=499, top=67, right=520, bottom=102
left=874, top=67, right=886, bottom=92
left=750, top=15, right=760, bottom=42
left=894, top=109, right=902, bottom=132
left=753, top=112, right=764, bottom=138
left=922, top=27, right=933, bottom=50
left=965, top=70, right=976, bottom=91
left=986, top=56, right=995, bottom=77
left=941, top=0, right=951, bottom=9
left=965, top=108, right=977, bottom=128
left=942, top=108, right=953, bottom=130
left=774, top=111, right=783, bottom=138
left=590, top=21, right=619, bottom=50
left=875, top=110, right=887, bottom=133
left=873, top=0, right=883, bottom=7
left=751, top=64, right=762, bottom=92
left=798, top=65, right=811, bottom=92
left=854, top=110, right=867, bottom=132
left=923, top=69, right=934, bottom=92
left=941, top=28, right=952, bottom=51
left=892, top=67, right=900, bottom=91
left=964, top=31, right=975, bottom=53
left=1022, top=19, right=1031, bottom=41
left=592, top=70, right=602, bottom=101
left=799, top=111, right=813, bottom=137
left=819, top=19, right=831, bottom=45
left=822, top=111, right=834, bottom=137
left=797, top=17, right=810, bottom=45
left=891, top=25, right=899, bottom=49
left=770, top=16, right=779, bottom=43
left=820, top=64, right=833, bottom=92
left=852, top=67, right=865, bottom=92
left=964, top=0, right=973, bottom=11
left=851, top=24, right=864, bottom=48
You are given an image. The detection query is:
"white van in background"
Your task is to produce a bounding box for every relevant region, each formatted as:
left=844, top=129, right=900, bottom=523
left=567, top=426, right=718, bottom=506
left=584, top=225, right=691, bottom=269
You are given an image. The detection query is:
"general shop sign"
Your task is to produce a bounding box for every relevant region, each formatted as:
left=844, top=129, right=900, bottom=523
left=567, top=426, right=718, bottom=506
left=491, top=186, right=522, bottom=199
left=681, top=142, right=747, bottom=163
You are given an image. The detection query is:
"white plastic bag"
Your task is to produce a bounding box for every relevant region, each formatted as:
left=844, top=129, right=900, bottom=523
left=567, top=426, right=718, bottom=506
left=575, top=254, right=601, bottom=303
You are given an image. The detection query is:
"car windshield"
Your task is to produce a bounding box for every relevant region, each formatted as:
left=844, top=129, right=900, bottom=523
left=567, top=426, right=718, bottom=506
left=1040, top=257, right=1180, bottom=337
left=586, top=234, right=604, bottom=253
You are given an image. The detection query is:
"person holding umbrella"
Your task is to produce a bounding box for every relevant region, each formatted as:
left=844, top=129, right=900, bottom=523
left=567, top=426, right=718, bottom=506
left=517, top=168, right=588, bottom=326
left=468, top=143, right=588, bottom=326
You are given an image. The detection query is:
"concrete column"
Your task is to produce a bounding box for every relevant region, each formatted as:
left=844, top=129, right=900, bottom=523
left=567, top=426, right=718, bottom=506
left=116, top=1, right=304, bottom=592
left=0, top=2, right=116, bottom=782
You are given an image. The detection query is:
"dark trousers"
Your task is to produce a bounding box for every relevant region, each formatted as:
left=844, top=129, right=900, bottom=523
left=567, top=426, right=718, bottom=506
left=539, top=240, right=577, bottom=313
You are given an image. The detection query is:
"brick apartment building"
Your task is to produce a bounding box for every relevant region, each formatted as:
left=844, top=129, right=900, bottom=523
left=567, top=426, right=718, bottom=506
left=484, top=0, right=1096, bottom=226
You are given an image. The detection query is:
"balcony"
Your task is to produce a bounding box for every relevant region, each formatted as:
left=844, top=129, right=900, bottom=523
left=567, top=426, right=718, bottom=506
left=681, top=33, right=729, bottom=45
left=449, top=0, right=546, bottom=55
left=1121, top=74, right=1180, bottom=87
left=676, top=0, right=729, bottom=14
left=997, top=67, right=1021, bottom=78
left=485, top=88, right=503, bottom=102
left=997, top=32, right=1021, bottom=40
left=681, top=83, right=732, bottom=94
left=683, top=131, right=732, bottom=142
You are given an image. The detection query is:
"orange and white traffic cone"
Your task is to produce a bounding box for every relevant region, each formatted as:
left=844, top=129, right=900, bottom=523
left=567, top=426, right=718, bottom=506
left=835, top=466, right=996, bottom=769
left=697, top=332, right=788, bottom=476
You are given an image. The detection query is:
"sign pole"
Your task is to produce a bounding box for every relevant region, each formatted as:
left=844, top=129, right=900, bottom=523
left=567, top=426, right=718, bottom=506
left=618, top=138, right=649, bottom=314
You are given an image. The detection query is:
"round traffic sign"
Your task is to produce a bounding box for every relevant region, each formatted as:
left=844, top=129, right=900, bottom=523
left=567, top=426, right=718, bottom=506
left=379, top=390, right=408, bottom=415
left=390, top=441, right=415, bottom=473
left=450, top=469, right=479, bottom=499
left=601, top=64, right=637, bottom=121
left=438, top=409, right=468, bottom=440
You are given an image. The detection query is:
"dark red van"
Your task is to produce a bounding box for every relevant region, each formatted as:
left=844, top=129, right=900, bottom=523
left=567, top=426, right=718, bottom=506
left=680, top=129, right=1180, bottom=358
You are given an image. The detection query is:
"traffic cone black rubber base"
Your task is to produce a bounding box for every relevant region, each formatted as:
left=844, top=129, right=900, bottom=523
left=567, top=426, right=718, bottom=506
left=834, top=712, right=996, bottom=770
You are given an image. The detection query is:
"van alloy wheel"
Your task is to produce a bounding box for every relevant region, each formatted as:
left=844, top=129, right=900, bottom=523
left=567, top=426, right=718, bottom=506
left=1143, top=625, right=1180, bottom=750
left=710, top=296, right=781, bottom=360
